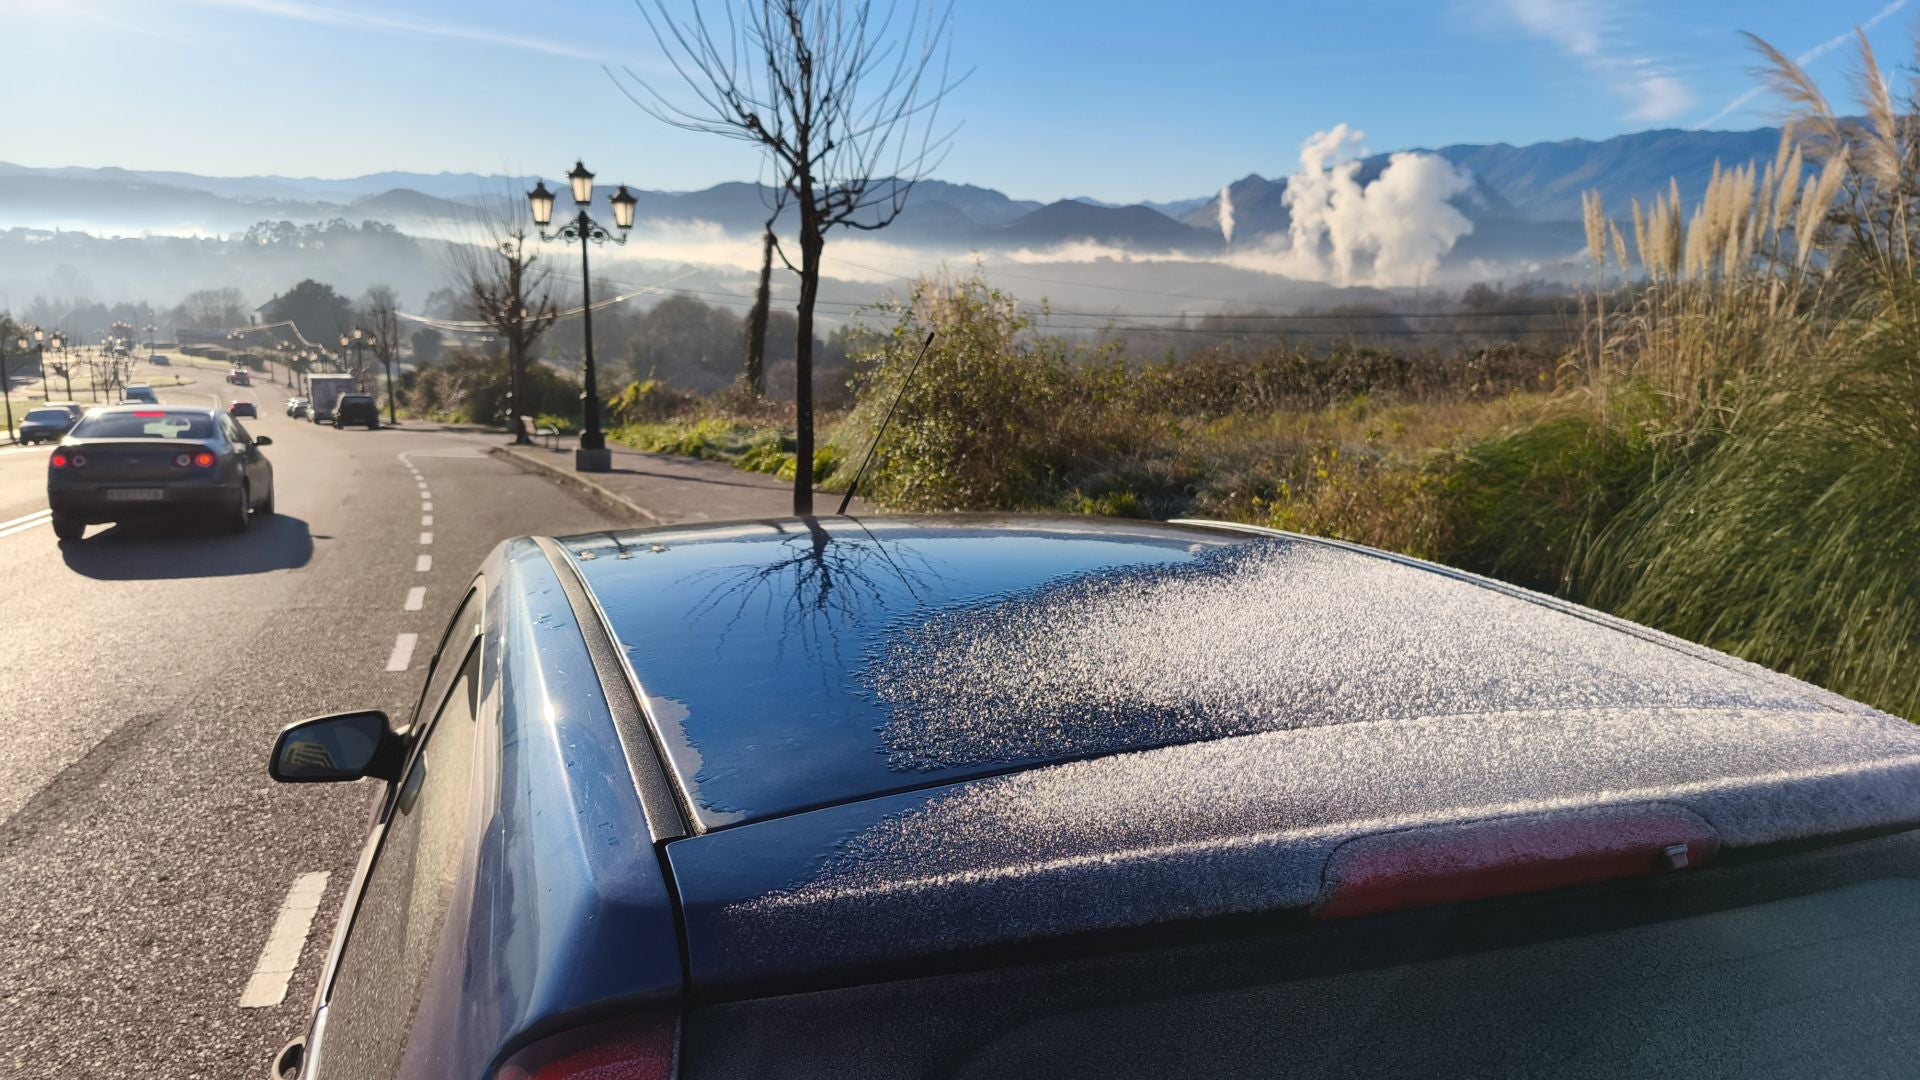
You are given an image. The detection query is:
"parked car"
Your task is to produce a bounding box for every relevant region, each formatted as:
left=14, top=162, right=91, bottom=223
left=121, top=385, right=158, bottom=404
left=267, top=517, right=1920, bottom=1080
left=286, top=398, right=310, bottom=419
left=332, top=393, right=379, bottom=429
left=47, top=405, right=273, bottom=540
left=148, top=354, right=170, bottom=366
left=228, top=400, right=258, bottom=419
left=17, top=407, right=78, bottom=444
left=45, top=401, right=87, bottom=421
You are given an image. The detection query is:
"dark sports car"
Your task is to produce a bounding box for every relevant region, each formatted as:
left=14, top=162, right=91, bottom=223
left=269, top=517, right=1920, bottom=1079
left=16, top=407, right=77, bottom=445
left=47, top=405, right=274, bottom=540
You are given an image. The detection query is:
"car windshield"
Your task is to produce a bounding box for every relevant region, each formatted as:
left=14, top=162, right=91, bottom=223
left=69, top=413, right=214, bottom=439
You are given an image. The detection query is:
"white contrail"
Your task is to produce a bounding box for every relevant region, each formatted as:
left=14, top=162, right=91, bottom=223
left=1218, top=185, right=1235, bottom=245
left=1696, top=0, right=1908, bottom=128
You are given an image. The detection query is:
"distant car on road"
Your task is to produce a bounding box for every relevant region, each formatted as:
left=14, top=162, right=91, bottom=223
left=266, top=517, right=1920, bottom=1080
left=122, top=385, right=159, bottom=404
left=227, top=368, right=252, bottom=387
left=286, top=398, right=310, bottom=419
left=148, top=354, right=170, bottom=366
left=17, top=407, right=77, bottom=445
left=228, top=401, right=258, bottom=419
left=47, top=404, right=274, bottom=541
left=332, top=393, right=379, bottom=429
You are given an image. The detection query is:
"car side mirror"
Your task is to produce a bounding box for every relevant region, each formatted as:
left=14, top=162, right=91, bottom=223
left=254, top=435, right=273, bottom=447
left=270, top=711, right=405, bottom=784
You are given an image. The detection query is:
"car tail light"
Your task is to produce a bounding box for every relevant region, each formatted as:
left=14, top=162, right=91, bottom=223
left=50, top=453, right=67, bottom=469
left=1313, top=805, right=1718, bottom=920
left=494, top=1013, right=678, bottom=1080
left=193, top=451, right=216, bottom=468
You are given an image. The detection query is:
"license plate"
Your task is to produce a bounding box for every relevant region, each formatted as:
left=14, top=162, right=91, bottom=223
left=106, top=489, right=165, bottom=502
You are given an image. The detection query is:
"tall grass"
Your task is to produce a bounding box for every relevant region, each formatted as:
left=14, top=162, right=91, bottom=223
left=1567, top=31, right=1920, bottom=717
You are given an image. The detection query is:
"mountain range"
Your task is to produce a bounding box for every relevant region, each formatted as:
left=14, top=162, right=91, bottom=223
left=0, top=123, right=1819, bottom=310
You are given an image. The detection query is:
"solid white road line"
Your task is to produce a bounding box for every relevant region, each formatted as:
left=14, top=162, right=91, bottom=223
left=421, top=514, right=433, bottom=527
left=404, top=586, right=425, bottom=611
left=419, top=531, right=433, bottom=545
left=416, top=554, right=432, bottom=572
left=238, top=872, right=330, bottom=1009
left=386, top=633, right=418, bottom=672
left=0, top=509, right=53, bottom=539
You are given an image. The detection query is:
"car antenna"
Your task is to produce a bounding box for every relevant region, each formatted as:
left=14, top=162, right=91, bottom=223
left=838, top=331, right=935, bottom=516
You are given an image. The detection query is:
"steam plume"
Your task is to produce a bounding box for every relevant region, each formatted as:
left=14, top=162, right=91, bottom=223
left=1279, top=123, right=1473, bottom=285
left=1218, top=184, right=1235, bottom=245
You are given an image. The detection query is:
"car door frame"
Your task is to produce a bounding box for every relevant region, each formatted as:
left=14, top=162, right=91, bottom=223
left=294, top=581, right=487, bottom=1077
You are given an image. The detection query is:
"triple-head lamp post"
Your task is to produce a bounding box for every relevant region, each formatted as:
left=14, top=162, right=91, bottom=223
left=528, top=161, right=637, bottom=473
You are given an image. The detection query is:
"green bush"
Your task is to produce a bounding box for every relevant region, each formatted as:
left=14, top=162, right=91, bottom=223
left=1438, top=411, right=1657, bottom=594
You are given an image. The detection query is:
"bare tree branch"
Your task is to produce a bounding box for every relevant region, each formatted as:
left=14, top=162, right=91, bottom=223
left=613, top=0, right=966, bottom=514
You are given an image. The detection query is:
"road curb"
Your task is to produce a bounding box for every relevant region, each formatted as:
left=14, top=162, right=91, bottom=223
left=487, top=445, right=663, bottom=526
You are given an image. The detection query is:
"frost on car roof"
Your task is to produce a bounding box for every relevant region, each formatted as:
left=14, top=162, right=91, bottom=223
left=569, top=518, right=1864, bottom=829
left=866, top=541, right=1854, bottom=772
left=674, top=704, right=1920, bottom=985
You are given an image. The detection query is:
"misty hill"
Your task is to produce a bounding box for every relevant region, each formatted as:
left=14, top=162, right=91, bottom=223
left=1427, top=127, right=1786, bottom=222
left=998, top=200, right=1218, bottom=251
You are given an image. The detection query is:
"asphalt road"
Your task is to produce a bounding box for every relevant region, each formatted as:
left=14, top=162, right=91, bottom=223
left=0, top=380, right=615, bottom=1077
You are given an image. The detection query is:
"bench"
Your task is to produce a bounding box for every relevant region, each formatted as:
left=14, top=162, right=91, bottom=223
left=519, top=415, right=561, bottom=449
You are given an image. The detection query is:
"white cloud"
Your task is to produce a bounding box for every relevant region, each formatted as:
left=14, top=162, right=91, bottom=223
left=182, top=0, right=616, bottom=63
left=1495, top=0, right=1696, bottom=122
left=1695, top=0, right=1909, bottom=129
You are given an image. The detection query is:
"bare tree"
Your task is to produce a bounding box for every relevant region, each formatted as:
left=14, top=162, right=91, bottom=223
left=617, top=0, right=962, bottom=513
left=450, top=201, right=560, bottom=443
left=361, top=285, right=403, bottom=424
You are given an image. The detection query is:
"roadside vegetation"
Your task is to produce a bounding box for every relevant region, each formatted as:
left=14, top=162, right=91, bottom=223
left=524, top=34, right=1920, bottom=722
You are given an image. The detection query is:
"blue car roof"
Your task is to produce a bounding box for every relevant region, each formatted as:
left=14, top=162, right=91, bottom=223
left=558, top=516, right=1871, bottom=832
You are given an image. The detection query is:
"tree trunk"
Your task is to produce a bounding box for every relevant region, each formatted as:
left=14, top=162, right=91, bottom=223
left=746, top=229, right=773, bottom=395
left=793, top=222, right=823, bottom=516
left=509, top=331, right=529, bottom=443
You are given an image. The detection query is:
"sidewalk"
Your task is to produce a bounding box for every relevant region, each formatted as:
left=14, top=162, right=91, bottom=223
left=490, top=442, right=868, bottom=525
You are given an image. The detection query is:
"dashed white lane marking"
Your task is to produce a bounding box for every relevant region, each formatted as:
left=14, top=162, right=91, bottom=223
left=416, top=480, right=427, bottom=489
left=238, top=872, right=330, bottom=1008
left=404, top=586, right=425, bottom=611
left=419, top=531, right=433, bottom=545
left=420, top=490, right=431, bottom=501
left=0, top=509, right=52, bottom=539
left=385, top=633, right=418, bottom=671
left=421, top=514, right=433, bottom=527
left=416, top=554, right=432, bottom=572
left=421, top=501, right=432, bottom=512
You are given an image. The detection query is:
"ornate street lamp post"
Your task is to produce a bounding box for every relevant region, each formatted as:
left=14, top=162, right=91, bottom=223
left=49, top=332, right=71, bottom=400
left=529, top=161, right=637, bottom=472
left=1, top=329, right=24, bottom=442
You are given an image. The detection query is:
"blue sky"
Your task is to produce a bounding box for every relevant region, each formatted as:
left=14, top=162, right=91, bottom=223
left=9, top=0, right=1915, bottom=202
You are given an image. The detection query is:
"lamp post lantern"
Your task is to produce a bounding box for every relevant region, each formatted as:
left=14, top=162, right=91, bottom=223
left=530, top=162, right=634, bottom=472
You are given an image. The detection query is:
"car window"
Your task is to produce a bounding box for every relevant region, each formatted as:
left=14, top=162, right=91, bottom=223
left=69, top=413, right=212, bottom=439
left=26, top=410, right=68, bottom=424
left=409, top=589, right=482, bottom=730
left=316, top=646, right=480, bottom=1079
left=227, top=415, right=253, bottom=443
